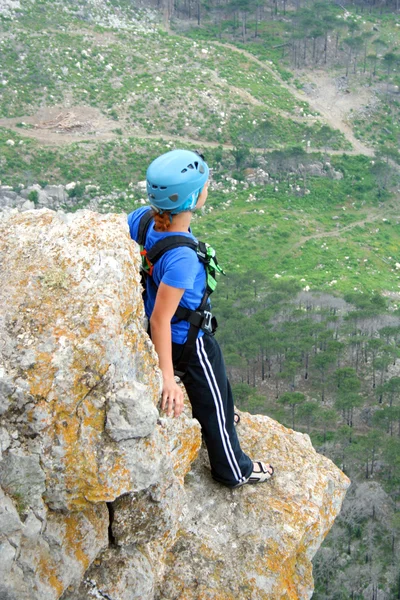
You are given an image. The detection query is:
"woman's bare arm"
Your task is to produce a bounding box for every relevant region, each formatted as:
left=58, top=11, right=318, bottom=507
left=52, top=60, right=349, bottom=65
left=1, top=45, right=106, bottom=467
left=150, top=282, right=185, bottom=417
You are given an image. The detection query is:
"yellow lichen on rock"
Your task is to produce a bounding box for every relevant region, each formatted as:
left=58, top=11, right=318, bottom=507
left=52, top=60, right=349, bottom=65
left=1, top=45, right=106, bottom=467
left=0, top=209, right=162, bottom=511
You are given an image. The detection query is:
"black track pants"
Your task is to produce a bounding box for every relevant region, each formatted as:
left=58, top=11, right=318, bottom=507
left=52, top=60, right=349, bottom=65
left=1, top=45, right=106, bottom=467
left=172, top=334, right=253, bottom=487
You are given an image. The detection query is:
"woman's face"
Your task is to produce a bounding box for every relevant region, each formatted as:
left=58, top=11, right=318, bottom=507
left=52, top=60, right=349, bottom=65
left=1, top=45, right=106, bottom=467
left=195, top=180, right=209, bottom=210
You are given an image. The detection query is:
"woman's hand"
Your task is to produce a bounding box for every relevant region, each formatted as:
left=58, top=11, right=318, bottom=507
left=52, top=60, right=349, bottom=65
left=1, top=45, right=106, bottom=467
left=161, top=376, right=184, bottom=417
left=150, top=282, right=186, bottom=418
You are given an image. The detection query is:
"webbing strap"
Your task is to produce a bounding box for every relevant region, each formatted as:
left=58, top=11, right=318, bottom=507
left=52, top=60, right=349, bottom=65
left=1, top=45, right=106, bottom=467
left=174, top=323, right=202, bottom=378
left=174, top=305, right=205, bottom=328
left=137, top=209, right=153, bottom=246
left=147, top=236, right=198, bottom=264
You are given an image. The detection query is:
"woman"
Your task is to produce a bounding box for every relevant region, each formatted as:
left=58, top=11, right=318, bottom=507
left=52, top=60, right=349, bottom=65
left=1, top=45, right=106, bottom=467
left=128, top=149, right=274, bottom=488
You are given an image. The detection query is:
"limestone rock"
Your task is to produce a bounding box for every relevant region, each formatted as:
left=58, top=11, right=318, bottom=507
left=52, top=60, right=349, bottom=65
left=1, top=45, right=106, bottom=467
left=63, top=546, right=155, bottom=600
left=44, top=185, right=68, bottom=203
left=105, top=382, right=159, bottom=441
left=0, top=452, right=46, bottom=511
left=0, top=209, right=202, bottom=599
left=0, top=502, right=109, bottom=600
left=111, top=471, right=184, bottom=547
left=155, top=412, right=350, bottom=600
left=0, top=208, right=163, bottom=512
left=0, top=208, right=349, bottom=600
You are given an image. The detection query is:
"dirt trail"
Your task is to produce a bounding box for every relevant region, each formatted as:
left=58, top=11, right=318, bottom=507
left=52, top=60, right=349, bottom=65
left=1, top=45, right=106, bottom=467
left=0, top=27, right=375, bottom=157
left=291, top=209, right=390, bottom=250
left=0, top=110, right=371, bottom=156
left=212, top=42, right=375, bottom=157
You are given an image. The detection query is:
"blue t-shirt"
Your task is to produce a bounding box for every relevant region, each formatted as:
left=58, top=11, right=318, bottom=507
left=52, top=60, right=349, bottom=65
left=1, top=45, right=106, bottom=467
left=128, top=207, right=206, bottom=344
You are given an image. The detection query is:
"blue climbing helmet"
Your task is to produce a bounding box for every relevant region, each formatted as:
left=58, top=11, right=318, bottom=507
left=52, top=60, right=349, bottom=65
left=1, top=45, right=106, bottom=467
left=146, top=149, right=209, bottom=214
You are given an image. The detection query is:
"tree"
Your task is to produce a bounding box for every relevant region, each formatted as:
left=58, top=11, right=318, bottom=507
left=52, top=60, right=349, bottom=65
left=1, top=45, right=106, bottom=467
left=382, top=437, right=400, bottom=483
left=371, top=37, right=388, bottom=77
left=333, top=367, right=360, bottom=392
left=373, top=406, right=396, bottom=436
left=366, top=338, right=384, bottom=388
left=254, top=119, right=273, bottom=155
left=230, top=142, right=250, bottom=170
left=277, top=391, right=305, bottom=429
left=314, top=124, right=338, bottom=155
left=378, top=377, right=400, bottom=408
left=297, top=400, right=319, bottom=433
left=318, top=407, right=339, bottom=443
left=335, top=392, right=363, bottom=432
left=371, top=159, right=392, bottom=198
left=343, top=35, right=363, bottom=76
left=350, top=430, right=381, bottom=478
left=312, top=351, right=336, bottom=402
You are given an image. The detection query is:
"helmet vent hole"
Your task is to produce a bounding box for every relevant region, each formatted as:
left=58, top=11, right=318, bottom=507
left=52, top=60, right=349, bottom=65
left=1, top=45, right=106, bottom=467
left=181, top=168, right=187, bottom=173
left=160, top=186, right=167, bottom=190
left=199, top=164, right=205, bottom=174
left=194, top=161, right=198, bottom=169
left=187, top=163, right=194, bottom=170
left=152, top=184, right=158, bottom=189
left=169, top=194, right=179, bottom=202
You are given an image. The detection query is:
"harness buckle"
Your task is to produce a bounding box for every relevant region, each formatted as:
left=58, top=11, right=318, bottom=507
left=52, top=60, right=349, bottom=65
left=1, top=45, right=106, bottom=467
left=202, top=310, right=213, bottom=334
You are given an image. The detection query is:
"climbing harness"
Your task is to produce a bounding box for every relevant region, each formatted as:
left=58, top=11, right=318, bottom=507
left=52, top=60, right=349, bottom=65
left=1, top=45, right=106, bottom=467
left=137, top=209, right=225, bottom=377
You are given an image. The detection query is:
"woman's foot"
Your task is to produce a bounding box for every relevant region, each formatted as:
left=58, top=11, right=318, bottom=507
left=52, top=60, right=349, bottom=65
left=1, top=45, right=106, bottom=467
left=233, top=461, right=274, bottom=488
left=247, top=461, right=274, bottom=483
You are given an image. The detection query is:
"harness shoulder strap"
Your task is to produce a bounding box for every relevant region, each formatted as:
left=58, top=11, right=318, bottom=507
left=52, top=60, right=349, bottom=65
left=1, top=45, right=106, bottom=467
left=137, top=209, right=154, bottom=246
left=147, top=235, right=198, bottom=265
left=137, top=210, right=219, bottom=378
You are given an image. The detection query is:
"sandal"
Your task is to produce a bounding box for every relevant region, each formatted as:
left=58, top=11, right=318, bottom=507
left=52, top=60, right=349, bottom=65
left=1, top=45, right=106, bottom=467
left=233, top=461, right=274, bottom=488
left=247, top=461, right=274, bottom=484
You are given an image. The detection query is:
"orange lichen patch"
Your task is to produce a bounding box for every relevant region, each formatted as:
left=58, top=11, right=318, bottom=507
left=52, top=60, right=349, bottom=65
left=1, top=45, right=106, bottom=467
left=172, top=430, right=201, bottom=481
left=158, top=417, right=201, bottom=482
left=51, top=399, right=131, bottom=508
left=36, top=553, right=64, bottom=597
left=81, top=400, right=105, bottom=430
left=61, top=506, right=108, bottom=570
left=26, top=352, right=56, bottom=397
left=87, top=455, right=132, bottom=504
left=274, top=556, right=310, bottom=600
left=63, top=515, right=91, bottom=571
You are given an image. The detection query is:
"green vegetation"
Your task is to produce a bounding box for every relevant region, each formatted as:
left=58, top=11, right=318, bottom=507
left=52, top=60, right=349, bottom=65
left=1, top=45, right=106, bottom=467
left=0, top=127, right=160, bottom=192
left=0, top=3, right=347, bottom=150
left=1, top=0, right=400, bottom=597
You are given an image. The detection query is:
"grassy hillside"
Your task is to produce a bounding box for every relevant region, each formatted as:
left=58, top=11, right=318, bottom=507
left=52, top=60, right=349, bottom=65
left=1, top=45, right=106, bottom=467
left=0, top=0, right=348, bottom=150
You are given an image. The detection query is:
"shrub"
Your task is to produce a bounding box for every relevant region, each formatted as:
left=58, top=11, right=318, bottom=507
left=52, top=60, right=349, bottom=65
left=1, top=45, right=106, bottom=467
left=28, top=190, right=39, bottom=205
left=67, top=183, right=85, bottom=198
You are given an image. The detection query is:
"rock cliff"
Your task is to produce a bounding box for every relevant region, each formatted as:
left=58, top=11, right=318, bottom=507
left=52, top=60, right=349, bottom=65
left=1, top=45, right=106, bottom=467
left=0, top=208, right=350, bottom=600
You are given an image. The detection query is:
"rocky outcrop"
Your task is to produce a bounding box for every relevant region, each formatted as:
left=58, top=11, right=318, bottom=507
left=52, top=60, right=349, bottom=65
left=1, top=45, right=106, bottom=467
left=0, top=208, right=350, bottom=600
